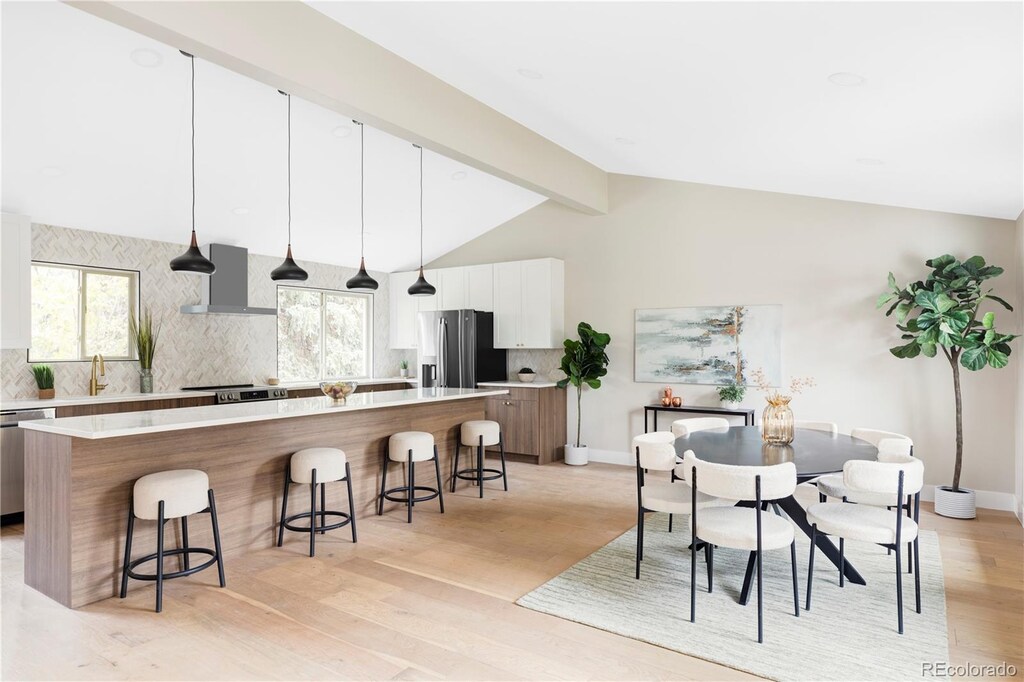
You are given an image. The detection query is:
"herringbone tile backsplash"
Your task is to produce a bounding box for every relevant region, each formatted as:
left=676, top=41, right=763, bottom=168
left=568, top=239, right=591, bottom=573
left=1, top=224, right=410, bottom=400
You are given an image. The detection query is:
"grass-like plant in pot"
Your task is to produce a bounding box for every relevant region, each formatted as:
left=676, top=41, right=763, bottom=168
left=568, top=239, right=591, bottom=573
left=556, top=322, right=611, bottom=466
left=129, top=308, right=160, bottom=393
left=399, top=359, right=409, bottom=378
left=717, top=382, right=745, bottom=409
left=31, top=364, right=55, bottom=399
left=878, top=254, right=1018, bottom=519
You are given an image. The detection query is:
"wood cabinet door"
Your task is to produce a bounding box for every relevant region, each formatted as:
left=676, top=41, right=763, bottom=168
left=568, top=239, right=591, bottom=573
left=502, top=398, right=538, bottom=455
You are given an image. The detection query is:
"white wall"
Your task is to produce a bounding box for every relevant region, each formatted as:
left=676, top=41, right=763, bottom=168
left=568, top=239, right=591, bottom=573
left=1, top=223, right=411, bottom=399
left=1016, top=210, right=1024, bottom=522
left=432, top=174, right=1022, bottom=506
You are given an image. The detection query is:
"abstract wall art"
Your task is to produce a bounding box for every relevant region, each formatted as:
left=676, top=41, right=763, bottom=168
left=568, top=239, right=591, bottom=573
left=634, top=305, right=782, bottom=385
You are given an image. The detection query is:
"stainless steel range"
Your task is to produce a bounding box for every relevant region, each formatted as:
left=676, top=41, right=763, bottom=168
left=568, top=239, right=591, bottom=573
left=182, top=383, right=289, bottom=404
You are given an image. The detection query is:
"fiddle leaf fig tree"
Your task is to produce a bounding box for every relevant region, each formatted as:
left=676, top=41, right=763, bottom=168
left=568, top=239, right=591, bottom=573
left=556, top=322, right=611, bottom=448
left=878, top=254, right=1018, bottom=491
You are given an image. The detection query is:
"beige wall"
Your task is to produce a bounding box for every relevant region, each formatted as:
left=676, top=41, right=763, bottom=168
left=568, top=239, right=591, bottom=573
left=1016, top=210, right=1024, bottom=520
left=432, top=174, right=1021, bottom=503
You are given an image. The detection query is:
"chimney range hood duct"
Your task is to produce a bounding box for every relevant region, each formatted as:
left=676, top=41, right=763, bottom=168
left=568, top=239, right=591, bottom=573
left=179, top=244, right=276, bottom=315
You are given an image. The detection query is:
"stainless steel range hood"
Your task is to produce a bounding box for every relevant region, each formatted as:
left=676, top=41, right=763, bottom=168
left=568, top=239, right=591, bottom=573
left=179, top=244, right=276, bottom=316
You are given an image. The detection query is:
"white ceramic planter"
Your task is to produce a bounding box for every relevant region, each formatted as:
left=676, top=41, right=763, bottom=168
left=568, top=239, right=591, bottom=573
left=934, top=485, right=976, bottom=519
left=721, top=401, right=740, bottom=410
left=564, top=444, right=589, bottom=466
left=518, top=373, right=536, bottom=383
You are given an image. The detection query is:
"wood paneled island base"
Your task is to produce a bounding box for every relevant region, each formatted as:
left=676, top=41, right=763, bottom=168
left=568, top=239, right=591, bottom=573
left=24, top=394, right=493, bottom=608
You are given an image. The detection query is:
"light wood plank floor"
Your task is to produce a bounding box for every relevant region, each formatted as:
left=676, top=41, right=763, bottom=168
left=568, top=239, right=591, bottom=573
left=2, top=461, right=1021, bottom=680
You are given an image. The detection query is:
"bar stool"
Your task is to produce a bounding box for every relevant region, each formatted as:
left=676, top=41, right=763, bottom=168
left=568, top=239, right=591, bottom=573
left=120, top=469, right=226, bottom=613
left=277, top=447, right=357, bottom=558
left=378, top=431, right=445, bottom=523
left=452, top=420, right=508, bottom=498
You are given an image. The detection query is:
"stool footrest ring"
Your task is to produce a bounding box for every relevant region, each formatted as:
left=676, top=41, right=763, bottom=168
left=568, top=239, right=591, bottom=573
left=383, top=485, right=441, bottom=504
left=455, top=468, right=504, bottom=482
left=126, top=547, right=218, bottom=581
left=282, top=510, right=353, bottom=534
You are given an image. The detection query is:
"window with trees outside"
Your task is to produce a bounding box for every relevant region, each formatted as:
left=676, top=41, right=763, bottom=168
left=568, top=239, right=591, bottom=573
left=277, top=286, right=372, bottom=383
left=29, top=262, right=140, bottom=362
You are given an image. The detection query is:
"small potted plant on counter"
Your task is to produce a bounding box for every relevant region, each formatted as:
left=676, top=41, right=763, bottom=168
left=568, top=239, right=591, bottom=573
left=717, top=382, right=745, bottom=410
left=557, top=322, right=611, bottom=466
left=31, top=364, right=55, bottom=399
left=517, top=367, right=536, bottom=383
left=130, top=308, right=160, bottom=394
left=399, top=359, right=410, bottom=378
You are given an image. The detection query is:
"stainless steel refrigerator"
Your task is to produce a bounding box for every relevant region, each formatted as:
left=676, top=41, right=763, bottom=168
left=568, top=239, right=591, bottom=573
left=417, top=310, right=507, bottom=388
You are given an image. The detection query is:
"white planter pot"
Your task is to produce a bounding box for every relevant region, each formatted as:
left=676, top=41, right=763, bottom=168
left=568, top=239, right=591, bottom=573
left=721, top=401, right=740, bottom=410
left=564, top=444, right=589, bottom=466
left=934, top=485, right=976, bottom=519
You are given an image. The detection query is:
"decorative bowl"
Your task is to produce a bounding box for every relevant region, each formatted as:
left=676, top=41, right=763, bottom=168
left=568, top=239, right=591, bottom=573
left=518, top=372, right=536, bottom=383
left=320, top=381, right=358, bottom=401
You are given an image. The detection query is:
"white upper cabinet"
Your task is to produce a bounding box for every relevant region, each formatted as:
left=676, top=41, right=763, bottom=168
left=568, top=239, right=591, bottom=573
left=439, top=264, right=494, bottom=312
left=1, top=214, right=32, bottom=349
left=493, top=258, right=564, bottom=349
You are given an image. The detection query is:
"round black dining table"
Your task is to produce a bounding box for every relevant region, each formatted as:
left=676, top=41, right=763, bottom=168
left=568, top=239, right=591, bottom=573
left=673, top=426, right=878, bottom=591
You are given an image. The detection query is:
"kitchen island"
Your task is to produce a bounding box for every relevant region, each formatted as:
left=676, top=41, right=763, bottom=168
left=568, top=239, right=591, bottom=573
left=21, top=387, right=507, bottom=608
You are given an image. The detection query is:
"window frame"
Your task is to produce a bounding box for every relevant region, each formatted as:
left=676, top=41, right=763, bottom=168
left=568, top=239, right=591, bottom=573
left=27, top=260, right=141, bottom=363
left=276, top=284, right=374, bottom=382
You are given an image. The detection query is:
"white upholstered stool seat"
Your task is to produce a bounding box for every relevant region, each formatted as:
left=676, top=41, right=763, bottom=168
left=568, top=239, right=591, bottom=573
left=690, top=507, right=796, bottom=551
left=389, top=432, right=436, bottom=462
left=642, top=481, right=727, bottom=515
left=807, top=503, right=919, bottom=545
left=290, top=447, right=347, bottom=484
left=133, top=469, right=209, bottom=521
left=460, top=420, right=501, bottom=447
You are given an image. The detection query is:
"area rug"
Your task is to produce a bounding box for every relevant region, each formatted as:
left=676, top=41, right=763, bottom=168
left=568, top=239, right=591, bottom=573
left=517, top=514, right=948, bottom=681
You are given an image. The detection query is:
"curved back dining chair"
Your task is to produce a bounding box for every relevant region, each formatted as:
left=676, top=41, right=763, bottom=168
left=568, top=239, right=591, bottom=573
left=805, top=457, right=925, bottom=634
left=688, top=458, right=799, bottom=643
left=794, top=420, right=838, bottom=435
left=671, top=417, right=730, bottom=438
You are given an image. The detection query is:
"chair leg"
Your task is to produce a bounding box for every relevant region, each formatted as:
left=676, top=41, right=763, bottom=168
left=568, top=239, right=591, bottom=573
left=907, top=495, right=913, bottom=574
left=756, top=549, right=763, bottom=644
left=690, top=532, right=697, bottom=623
left=309, top=469, right=317, bottom=558
left=208, top=489, right=226, bottom=587
left=668, top=513, right=674, bottom=533
left=635, top=508, right=644, bottom=579
left=320, top=481, right=327, bottom=535
left=790, top=540, right=799, bottom=617
left=277, top=464, right=290, bottom=546
left=895, top=542, right=904, bottom=634
left=345, top=462, right=357, bottom=543
left=378, top=451, right=388, bottom=516
left=839, top=537, right=845, bottom=587
left=433, top=446, right=445, bottom=514
left=181, top=516, right=190, bottom=571
left=407, top=450, right=414, bottom=524
left=119, top=499, right=135, bottom=598
left=499, top=435, right=508, bottom=491
left=155, top=500, right=165, bottom=613
left=477, top=436, right=484, bottom=499
left=806, top=525, right=816, bottom=610
left=914, top=536, right=921, bottom=614
left=706, top=543, right=714, bottom=593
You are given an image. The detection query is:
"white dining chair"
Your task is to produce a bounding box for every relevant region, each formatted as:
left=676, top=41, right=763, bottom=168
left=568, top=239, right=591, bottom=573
left=633, top=435, right=726, bottom=580
left=795, top=420, right=838, bottom=435
left=805, top=457, right=924, bottom=634
left=687, top=457, right=799, bottom=643
left=671, top=417, right=730, bottom=438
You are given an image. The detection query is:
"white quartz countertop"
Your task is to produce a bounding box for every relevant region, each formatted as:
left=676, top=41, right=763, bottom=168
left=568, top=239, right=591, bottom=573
left=0, top=390, right=216, bottom=411
left=20, top=387, right=508, bottom=440
left=477, top=381, right=560, bottom=389
left=278, top=377, right=416, bottom=390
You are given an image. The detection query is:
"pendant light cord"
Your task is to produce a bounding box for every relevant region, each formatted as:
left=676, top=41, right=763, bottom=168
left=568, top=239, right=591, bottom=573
left=359, top=122, right=365, bottom=258
left=287, top=93, right=292, bottom=246
left=190, top=54, right=196, bottom=236
left=418, top=144, right=424, bottom=268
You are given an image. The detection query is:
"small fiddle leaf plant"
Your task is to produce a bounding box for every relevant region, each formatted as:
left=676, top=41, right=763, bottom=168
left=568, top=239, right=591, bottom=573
left=556, top=322, right=611, bottom=448
left=878, top=254, right=1018, bottom=492
left=717, top=383, right=745, bottom=403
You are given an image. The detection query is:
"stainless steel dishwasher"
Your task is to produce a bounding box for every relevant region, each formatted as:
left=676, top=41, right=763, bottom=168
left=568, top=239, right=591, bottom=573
left=1, top=407, right=55, bottom=524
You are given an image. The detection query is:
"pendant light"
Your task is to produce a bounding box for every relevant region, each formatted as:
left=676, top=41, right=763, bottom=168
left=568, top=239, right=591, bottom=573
left=271, top=91, right=308, bottom=281
left=169, top=52, right=216, bottom=275
left=407, top=144, right=436, bottom=297
left=345, top=121, right=378, bottom=291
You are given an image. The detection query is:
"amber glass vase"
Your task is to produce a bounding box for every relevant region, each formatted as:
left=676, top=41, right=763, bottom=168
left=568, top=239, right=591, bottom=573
left=762, top=396, right=794, bottom=444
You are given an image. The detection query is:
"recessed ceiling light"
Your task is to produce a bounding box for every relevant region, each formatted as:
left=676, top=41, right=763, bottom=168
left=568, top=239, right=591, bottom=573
left=332, top=125, right=352, bottom=138
left=130, top=48, right=163, bottom=68
left=828, top=72, right=866, bottom=87
left=615, top=137, right=636, bottom=145
left=856, top=158, right=885, bottom=166
left=451, top=171, right=468, bottom=181
left=517, top=68, right=543, bottom=80
left=39, top=166, right=65, bottom=177
left=231, top=207, right=249, bottom=215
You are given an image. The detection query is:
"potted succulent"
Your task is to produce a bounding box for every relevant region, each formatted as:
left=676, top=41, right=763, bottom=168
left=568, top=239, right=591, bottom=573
left=129, top=308, right=160, bottom=394
left=556, top=322, right=611, bottom=466
left=517, top=367, right=536, bottom=383
left=717, top=382, right=745, bottom=410
left=879, top=254, right=1018, bottom=519
left=31, top=364, right=55, bottom=399
left=399, top=359, right=410, bottom=378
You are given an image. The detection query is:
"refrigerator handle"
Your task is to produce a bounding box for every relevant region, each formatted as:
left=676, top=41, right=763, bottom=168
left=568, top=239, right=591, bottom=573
left=437, top=318, right=447, bottom=387
left=458, top=315, right=465, bottom=388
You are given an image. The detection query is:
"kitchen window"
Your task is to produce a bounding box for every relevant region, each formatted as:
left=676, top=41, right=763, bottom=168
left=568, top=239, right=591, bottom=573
left=28, top=262, right=139, bottom=362
left=277, top=286, right=372, bottom=382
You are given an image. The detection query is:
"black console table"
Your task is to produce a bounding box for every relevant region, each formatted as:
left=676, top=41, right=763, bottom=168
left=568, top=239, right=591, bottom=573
left=644, top=404, right=756, bottom=432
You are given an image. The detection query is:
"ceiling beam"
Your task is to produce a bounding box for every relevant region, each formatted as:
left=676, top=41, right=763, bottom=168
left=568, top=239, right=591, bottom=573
left=67, top=1, right=608, bottom=215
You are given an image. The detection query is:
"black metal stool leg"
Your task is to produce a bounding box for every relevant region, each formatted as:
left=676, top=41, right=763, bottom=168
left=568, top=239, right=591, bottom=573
left=309, top=468, right=317, bottom=558
left=451, top=444, right=460, bottom=493
left=277, top=465, right=290, bottom=547
left=346, top=462, right=358, bottom=543
left=477, top=435, right=484, bottom=499
left=156, top=500, right=165, bottom=613
left=378, top=450, right=389, bottom=516
left=407, top=450, right=414, bottom=524
left=208, top=489, right=226, bottom=587
left=433, top=446, right=445, bottom=514
left=181, top=516, right=190, bottom=571
left=321, top=481, right=327, bottom=535
left=499, top=435, right=508, bottom=491
left=120, top=500, right=135, bottom=598
left=839, top=537, right=845, bottom=587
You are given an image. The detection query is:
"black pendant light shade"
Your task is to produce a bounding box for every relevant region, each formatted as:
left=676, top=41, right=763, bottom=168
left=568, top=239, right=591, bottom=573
left=407, top=144, right=435, bottom=297
left=272, top=91, right=308, bottom=282
left=170, top=51, right=216, bottom=275
left=346, top=121, right=378, bottom=291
